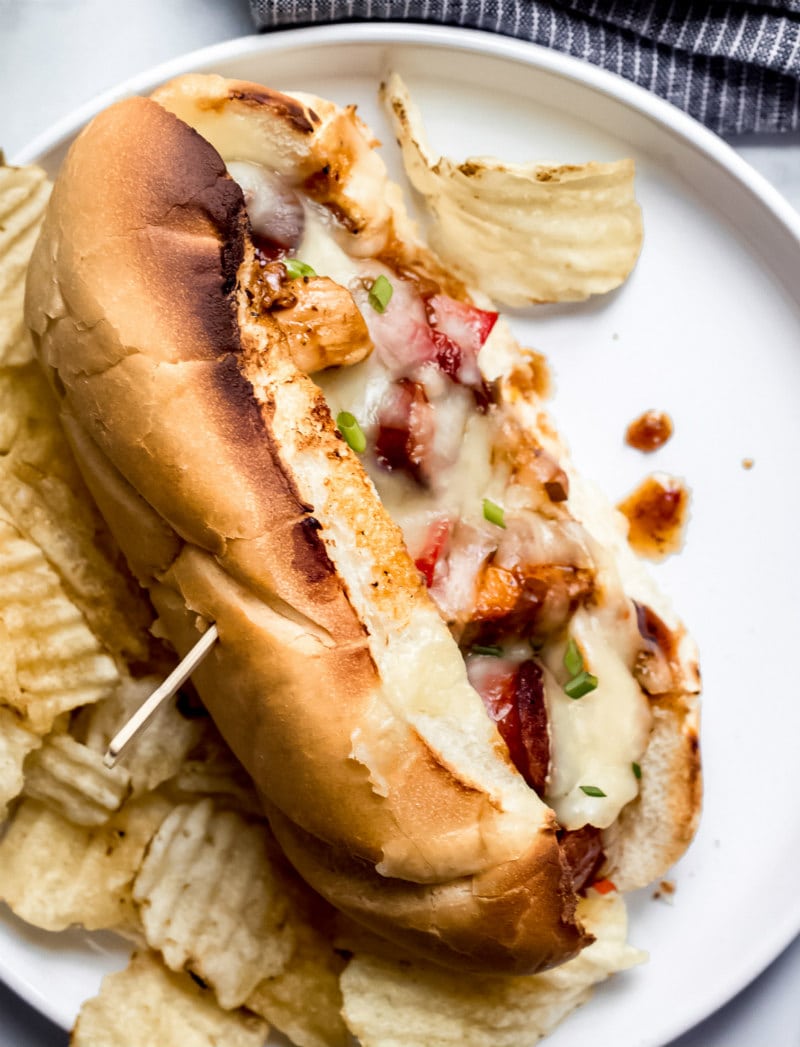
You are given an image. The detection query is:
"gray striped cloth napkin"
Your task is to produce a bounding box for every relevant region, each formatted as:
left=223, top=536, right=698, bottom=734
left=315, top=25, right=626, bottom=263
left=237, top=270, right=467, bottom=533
left=249, top=1, right=800, bottom=135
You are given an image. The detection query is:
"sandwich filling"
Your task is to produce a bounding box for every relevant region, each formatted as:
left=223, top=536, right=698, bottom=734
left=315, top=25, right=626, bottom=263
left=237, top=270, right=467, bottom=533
left=229, top=159, right=663, bottom=845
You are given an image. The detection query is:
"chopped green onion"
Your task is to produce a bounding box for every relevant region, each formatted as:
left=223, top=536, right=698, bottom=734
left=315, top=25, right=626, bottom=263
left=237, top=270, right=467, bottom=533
left=471, top=644, right=504, bottom=657
left=563, top=637, right=583, bottom=677
left=564, top=670, right=598, bottom=700
left=368, top=274, right=393, bottom=313
left=482, top=498, right=506, bottom=528
left=336, top=411, right=367, bottom=453
left=579, top=785, right=606, bottom=798
left=632, top=761, right=642, bottom=780
left=284, top=258, right=316, bottom=279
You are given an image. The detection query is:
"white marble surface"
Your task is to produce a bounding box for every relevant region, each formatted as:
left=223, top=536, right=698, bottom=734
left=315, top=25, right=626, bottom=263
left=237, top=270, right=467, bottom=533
left=1, top=2, right=799, bottom=1045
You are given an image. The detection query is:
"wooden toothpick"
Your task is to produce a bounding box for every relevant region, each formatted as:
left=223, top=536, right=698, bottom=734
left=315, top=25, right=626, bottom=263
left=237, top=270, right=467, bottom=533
left=103, top=623, right=219, bottom=768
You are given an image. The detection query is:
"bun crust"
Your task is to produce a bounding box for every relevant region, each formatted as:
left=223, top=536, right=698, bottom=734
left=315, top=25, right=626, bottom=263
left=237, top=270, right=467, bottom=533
left=25, top=76, right=700, bottom=974
left=266, top=802, right=585, bottom=974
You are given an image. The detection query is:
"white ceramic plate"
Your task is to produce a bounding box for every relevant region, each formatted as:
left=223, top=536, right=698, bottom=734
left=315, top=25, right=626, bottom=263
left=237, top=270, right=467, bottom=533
left=7, top=23, right=800, bottom=1047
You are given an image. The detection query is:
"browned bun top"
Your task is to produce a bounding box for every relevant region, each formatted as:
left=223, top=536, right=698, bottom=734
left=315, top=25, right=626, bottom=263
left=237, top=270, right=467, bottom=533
left=25, top=91, right=590, bottom=973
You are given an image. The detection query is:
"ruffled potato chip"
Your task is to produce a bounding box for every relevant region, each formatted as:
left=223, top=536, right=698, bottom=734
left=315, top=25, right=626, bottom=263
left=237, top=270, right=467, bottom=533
left=22, top=733, right=131, bottom=825
left=0, top=164, right=50, bottom=366
left=246, top=916, right=348, bottom=1047
left=0, top=508, right=119, bottom=733
left=382, top=73, right=643, bottom=306
left=0, top=704, right=42, bottom=822
left=0, top=794, right=171, bottom=932
left=0, top=361, right=154, bottom=663
left=165, top=726, right=262, bottom=815
left=133, top=799, right=294, bottom=1009
left=340, top=893, right=644, bottom=1047
left=246, top=850, right=348, bottom=1047
left=82, top=674, right=204, bottom=796
left=71, top=949, right=269, bottom=1047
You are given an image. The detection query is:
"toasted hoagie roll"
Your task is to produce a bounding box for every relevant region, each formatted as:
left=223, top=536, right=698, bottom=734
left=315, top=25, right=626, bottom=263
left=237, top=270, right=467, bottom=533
left=25, top=74, right=700, bottom=974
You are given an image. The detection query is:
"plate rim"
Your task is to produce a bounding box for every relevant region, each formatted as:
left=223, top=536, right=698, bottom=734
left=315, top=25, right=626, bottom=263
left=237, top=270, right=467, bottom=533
left=0, top=911, right=129, bottom=1033
left=5, top=20, right=800, bottom=1045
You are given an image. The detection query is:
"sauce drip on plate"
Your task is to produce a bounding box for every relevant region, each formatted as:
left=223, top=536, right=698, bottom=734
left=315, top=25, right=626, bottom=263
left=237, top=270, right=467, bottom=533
left=625, top=410, right=673, bottom=452
left=617, top=474, right=689, bottom=560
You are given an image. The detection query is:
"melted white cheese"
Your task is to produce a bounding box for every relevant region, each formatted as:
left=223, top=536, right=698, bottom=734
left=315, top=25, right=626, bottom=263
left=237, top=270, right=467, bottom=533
left=296, top=204, right=364, bottom=287
left=304, top=203, right=497, bottom=556
left=319, top=357, right=495, bottom=562
left=543, top=605, right=649, bottom=829
left=301, top=210, right=650, bottom=830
